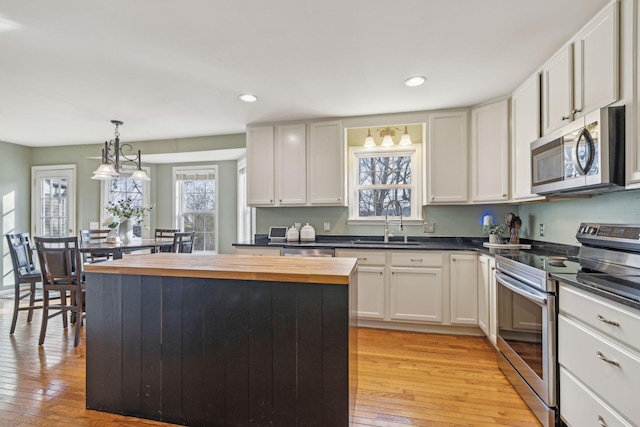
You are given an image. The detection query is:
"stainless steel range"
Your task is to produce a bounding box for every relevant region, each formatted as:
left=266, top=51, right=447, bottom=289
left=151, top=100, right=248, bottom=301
left=495, top=223, right=640, bottom=427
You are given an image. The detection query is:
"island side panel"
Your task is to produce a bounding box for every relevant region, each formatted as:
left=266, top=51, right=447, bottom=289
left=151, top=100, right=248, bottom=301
left=247, top=281, right=274, bottom=426
left=86, top=272, right=353, bottom=426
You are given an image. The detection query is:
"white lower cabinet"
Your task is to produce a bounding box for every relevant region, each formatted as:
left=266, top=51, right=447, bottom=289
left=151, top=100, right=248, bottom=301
left=450, top=253, right=478, bottom=325
left=477, top=255, right=497, bottom=345
left=559, top=284, right=640, bottom=426
left=390, top=266, right=443, bottom=323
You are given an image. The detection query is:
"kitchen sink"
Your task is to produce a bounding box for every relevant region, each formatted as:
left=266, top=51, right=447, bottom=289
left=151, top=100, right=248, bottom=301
left=352, top=240, right=423, bottom=246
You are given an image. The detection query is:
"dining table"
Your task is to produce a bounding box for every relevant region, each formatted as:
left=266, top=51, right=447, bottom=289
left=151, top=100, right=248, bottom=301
left=79, top=238, right=175, bottom=260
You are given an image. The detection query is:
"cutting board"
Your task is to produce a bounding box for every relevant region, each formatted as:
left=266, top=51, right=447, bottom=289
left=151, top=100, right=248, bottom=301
left=483, top=242, right=531, bottom=249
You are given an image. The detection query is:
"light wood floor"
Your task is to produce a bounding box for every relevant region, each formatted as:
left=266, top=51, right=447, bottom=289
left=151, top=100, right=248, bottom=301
left=0, top=298, right=539, bottom=426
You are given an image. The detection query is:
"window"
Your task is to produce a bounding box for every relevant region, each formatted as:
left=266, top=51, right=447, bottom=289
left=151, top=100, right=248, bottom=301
left=349, top=146, right=422, bottom=222
left=173, top=166, right=218, bottom=253
left=100, top=168, right=151, bottom=237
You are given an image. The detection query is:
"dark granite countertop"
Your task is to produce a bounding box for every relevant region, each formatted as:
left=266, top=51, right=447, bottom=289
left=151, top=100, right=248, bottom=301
left=234, top=235, right=578, bottom=257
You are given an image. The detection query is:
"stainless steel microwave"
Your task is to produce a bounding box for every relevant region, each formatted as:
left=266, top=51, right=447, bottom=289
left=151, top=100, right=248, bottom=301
left=530, top=106, right=625, bottom=196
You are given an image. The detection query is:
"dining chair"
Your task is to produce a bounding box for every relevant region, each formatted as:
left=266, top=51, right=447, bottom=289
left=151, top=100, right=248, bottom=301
left=79, top=229, right=112, bottom=263
left=172, top=231, right=195, bottom=253
left=5, top=233, right=43, bottom=334
left=155, top=228, right=179, bottom=252
left=34, top=236, right=86, bottom=347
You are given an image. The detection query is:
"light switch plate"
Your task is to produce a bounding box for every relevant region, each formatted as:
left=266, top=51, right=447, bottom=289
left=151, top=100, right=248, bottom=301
left=423, top=222, right=435, bottom=233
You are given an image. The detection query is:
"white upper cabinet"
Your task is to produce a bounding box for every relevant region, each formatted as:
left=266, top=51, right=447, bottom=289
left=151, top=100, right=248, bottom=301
left=542, top=45, right=573, bottom=135
left=426, top=110, right=468, bottom=204
left=308, top=120, right=345, bottom=206
left=246, top=125, right=276, bottom=206
left=542, top=0, right=619, bottom=135
left=511, top=73, right=544, bottom=201
left=275, top=123, right=307, bottom=205
left=246, top=120, right=345, bottom=207
left=471, top=99, right=510, bottom=202
left=573, top=0, right=619, bottom=119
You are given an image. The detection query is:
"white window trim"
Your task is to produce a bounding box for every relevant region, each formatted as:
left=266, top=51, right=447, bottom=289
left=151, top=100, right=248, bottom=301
left=348, top=144, right=423, bottom=224
left=172, top=165, right=219, bottom=253
left=99, top=166, right=151, bottom=237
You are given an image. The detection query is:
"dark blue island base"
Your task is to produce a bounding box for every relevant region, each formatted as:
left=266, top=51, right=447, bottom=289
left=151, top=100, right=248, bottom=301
left=85, top=270, right=356, bottom=426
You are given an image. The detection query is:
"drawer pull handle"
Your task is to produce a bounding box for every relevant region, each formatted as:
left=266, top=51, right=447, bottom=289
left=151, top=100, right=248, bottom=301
left=598, top=415, right=608, bottom=427
left=358, top=257, right=367, bottom=261
left=410, top=258, right=423, bottom=262
left=596, top=314, right=619, bottom=326
left=596, top=351, right=619, bottom=367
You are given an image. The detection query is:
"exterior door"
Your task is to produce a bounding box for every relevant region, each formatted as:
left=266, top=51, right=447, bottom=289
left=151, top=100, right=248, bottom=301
left=32, top=165, right=76, bottom=237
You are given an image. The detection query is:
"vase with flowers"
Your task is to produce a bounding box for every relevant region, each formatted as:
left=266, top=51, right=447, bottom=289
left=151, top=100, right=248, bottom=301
left=105, top=197, right=153, bottom=243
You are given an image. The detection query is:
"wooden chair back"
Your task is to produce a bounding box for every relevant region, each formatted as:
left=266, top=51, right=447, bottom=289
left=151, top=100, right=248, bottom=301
left=6, top=233, right=40, bottom=281
left=155, top=228, right=180, bottom=252
left=79, top=229, right=112, bottom=263
left=172, top=231, right=195, bottom=253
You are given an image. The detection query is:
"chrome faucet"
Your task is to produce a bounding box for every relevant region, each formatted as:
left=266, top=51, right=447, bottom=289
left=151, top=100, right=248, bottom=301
left=384, top=200, right=403, bottom=242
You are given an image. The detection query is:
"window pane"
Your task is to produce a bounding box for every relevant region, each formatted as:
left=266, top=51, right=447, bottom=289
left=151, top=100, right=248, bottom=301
left=358, top=155, right=412, bottom=186
left=358, top=190, right=411, bottom=217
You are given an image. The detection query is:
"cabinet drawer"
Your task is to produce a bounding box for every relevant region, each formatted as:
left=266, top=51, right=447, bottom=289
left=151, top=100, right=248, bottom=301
left=335, top=249, right=386, bottom=266
left=559, top=315, right=640, bottom=423
left=560, top=284, right=640, bottom=353
left=391, top=251, right=443, bottom=267
left=560, top=367, right=633, bottom=427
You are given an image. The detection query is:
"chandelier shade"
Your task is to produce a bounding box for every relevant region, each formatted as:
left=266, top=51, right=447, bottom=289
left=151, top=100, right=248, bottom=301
left=91, top=120, right=150, bottom=181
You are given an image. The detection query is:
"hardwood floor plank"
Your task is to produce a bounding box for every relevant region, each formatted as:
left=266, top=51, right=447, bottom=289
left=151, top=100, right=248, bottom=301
left=0, top=298, right=539, bottom=426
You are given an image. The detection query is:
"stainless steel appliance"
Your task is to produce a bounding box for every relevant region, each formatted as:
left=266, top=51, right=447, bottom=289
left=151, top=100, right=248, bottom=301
left=495, top=222, right=640, bottom=427
left=282, top=247, right=335, bottom=257
left=530, top=106, right=625, bottom=196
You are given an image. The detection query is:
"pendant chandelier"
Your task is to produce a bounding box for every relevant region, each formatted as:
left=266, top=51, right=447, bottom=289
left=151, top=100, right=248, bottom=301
left=91, top=120, right=150, bottom=181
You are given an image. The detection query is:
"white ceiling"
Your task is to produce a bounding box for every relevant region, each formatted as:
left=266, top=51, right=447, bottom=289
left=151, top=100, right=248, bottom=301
left=0, top=0, right=611, bottom=147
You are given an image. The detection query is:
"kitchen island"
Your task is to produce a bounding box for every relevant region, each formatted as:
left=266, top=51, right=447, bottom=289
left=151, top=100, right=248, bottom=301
left=84, top=253, right=358, bottom=427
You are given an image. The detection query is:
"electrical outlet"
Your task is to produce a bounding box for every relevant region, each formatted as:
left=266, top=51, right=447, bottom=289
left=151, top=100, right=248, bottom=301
left=540, top=223, right=545, bottom=236
left=323, top=222, right=331, bottom=231
left=423, top=222, right=435, bottom=233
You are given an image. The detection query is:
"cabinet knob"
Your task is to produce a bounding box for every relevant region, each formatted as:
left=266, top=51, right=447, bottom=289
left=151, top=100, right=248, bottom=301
left=279, top=199, right=282, bottom=202
left=598, top=415, right=608, bottom=427
left=452, top=257, right=456, bottom=262
left=502, top=193, right=507, bottom=197
left=431, top=196, right=435, bottom=201
left=572, top=109, right=582, bottom=114
left=270, top=199, right=273, bottom=203
left=561, top=115, right=570, bottom=121
left=379, top=272, right=383, bottom=275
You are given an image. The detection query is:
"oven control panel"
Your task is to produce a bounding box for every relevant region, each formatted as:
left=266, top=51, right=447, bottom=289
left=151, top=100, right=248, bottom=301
left=577, top=223, right=640, bottom=250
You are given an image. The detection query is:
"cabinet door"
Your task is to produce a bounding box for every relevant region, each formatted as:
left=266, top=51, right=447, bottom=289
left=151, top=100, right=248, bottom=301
left=573, top=0, right=619, bottom=119
left=389, top=267, right=443, bottom=323
left=308, top=120, right=345, bottom=205
left=477, top=255, right=490, bottom=336
left=246, top=126, right=275, bottom=206
left=450, top=254, right=478, bottom=325
left=511, top=73, right=544, bottom=201
left=356, top=265, right=385, bottom=319
left=426, top=110, right=468, bottom=204
left=542, top=45, right=573, bottom=134
left=471, top=100, right=510, bottom=202
left=275, top=123, right=307, bottom=205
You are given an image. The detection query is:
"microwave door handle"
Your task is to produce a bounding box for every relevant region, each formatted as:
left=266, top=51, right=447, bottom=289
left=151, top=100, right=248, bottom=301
left=495, top=272, right=548, bottom=306
left=572, top=128, right=595, bottom=175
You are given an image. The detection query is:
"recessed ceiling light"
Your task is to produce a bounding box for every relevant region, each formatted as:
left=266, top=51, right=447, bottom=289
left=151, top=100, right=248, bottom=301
left=404, top=76, right=426, bottom=87
left=239, top=94, right=258, bottom=103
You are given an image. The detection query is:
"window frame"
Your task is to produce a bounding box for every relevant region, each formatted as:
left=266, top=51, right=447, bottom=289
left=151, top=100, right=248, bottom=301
left=172, top=165, right=219, bottom=254
left=348, top=144, right=423, bottom=223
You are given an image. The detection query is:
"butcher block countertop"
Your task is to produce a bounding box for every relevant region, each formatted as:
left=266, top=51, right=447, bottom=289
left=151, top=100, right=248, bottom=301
left=84, top=253, right=357, bottom=285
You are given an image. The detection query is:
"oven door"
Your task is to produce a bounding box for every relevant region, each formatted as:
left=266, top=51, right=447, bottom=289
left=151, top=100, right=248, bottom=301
left=496, top=272, right=556, bottom=407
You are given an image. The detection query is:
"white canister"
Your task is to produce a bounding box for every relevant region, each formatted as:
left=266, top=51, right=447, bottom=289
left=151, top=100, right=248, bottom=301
left=286, top=226, right=299, bottom=242
left=300, top=223, right=316, bottom=242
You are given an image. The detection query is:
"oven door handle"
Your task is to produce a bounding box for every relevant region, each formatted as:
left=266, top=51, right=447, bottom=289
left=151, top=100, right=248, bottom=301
left=496, top=272, right=548, bottom=306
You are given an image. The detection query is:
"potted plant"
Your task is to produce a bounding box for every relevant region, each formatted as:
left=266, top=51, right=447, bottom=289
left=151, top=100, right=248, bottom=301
left=483, top=222, right=508, bottom=244
left=105, top=197, right=153, bottom=243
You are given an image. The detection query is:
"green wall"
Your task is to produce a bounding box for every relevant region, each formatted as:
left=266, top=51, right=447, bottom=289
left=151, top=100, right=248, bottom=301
left=30, top=133, right=245, bottom=254
left=518, top=189, right=640, bottom=245
left=0, top=141, right=33, bottom=288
